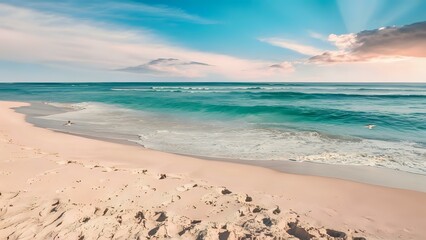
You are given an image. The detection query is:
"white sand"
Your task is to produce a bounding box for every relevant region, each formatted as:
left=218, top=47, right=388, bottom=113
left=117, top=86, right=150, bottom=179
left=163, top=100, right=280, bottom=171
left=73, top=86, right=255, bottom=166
left=1, top=101, right=425, bottom=239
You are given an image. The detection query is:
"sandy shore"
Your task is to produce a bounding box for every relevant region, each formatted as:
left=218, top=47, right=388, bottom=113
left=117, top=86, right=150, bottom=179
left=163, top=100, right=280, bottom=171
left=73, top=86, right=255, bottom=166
left=1, top=101, right=426, bottom=239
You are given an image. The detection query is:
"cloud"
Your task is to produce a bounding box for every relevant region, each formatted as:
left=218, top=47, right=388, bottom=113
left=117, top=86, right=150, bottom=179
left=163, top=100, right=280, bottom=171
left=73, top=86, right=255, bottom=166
left=355, top=22, right=426, bottom=57
left=259, top=38, right=324, bottom=56
left=268, top=61, right=295, bottom=74
left=5, top=0, right=216, bottom=25
left=104, top=2, right=217, bottom=24
left=119, top=58, right=294, bottom=78
left=310, top=21, right=426, bottom=63
left=327, top=33, right=358, bottom=50
left=117, top=58, right=211, bottom=77
left=308, top=31, right=328, bottom=41
left=0, top=3, right=291, bottom=80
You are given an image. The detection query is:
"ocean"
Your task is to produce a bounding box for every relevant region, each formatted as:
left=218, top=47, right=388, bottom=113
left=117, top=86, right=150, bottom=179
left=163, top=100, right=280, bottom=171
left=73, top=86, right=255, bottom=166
left=1, top=82, right=425, bottom=174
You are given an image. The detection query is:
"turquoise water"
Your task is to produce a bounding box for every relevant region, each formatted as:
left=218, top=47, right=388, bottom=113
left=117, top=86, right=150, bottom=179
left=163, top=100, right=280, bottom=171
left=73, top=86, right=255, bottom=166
left=1, top=82, right=425, bottom=174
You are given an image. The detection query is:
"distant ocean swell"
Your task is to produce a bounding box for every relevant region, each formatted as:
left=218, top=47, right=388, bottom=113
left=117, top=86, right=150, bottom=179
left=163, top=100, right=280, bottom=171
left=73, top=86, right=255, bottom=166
left=111, top=87, right=426, bottom=96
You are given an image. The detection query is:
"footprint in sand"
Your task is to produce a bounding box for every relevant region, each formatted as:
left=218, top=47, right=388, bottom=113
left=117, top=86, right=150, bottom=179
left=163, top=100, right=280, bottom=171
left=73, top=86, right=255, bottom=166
left=161, top=195, right=182, bottom=206
left=176, top=183, right=198, bottom=192
left=0, top=171, right=12, bottom=176
left=102, top=167, right=114, bottom=172
left=131, top=169, right=148, bottom=175
left=157, top=173, right=167, bottom=180
left=156, top=173, right=182, bottom=180
left=154, top=211, right=168, bottom=222
left=57, top=160, right=78, bottom=165
left=141, top=185, right=157, bottom=193
left=201, top=193, right=218, bottom=206
left=271, top=206, right=281, bottom=215
left=0, top=191, right=20, bottom=200
left=27, top=177, right=41, bottom=185
left=83, top=164, right=98, bottom=169
left=55, top=188, right=67, bottom=193
left=236, top=193, right=253, bottom=203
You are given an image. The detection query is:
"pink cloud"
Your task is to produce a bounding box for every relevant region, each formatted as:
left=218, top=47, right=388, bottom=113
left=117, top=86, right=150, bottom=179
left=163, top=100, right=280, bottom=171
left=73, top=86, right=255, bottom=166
left=310, top=21, right=426, bottom=63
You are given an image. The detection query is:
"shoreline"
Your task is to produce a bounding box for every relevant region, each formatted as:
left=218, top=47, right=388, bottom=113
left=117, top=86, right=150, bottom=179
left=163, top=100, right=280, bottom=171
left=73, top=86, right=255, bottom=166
left=17, top=101, right=426, bottom=193
left=2, top=101, right=426, bottom=239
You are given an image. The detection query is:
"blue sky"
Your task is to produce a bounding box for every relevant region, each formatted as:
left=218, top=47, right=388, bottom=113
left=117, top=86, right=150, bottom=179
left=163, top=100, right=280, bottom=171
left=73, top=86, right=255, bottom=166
left=0, top=0, right=425, bottom=82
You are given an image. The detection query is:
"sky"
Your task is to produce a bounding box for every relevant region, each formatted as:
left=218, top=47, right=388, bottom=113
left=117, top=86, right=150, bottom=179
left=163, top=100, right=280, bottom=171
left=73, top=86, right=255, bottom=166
left=0, top=0, right=425, bottom=82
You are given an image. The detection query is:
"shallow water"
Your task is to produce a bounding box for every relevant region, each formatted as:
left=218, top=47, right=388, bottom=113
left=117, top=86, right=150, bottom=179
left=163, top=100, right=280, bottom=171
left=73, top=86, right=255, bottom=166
left=1, top=82, right=425, bottom=174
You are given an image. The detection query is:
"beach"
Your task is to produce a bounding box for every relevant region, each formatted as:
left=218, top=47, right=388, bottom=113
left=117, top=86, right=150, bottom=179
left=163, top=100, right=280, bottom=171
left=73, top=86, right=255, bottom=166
left=1, top=101, right=426, bottom=239
left=1, top=0, right=426, bottom=238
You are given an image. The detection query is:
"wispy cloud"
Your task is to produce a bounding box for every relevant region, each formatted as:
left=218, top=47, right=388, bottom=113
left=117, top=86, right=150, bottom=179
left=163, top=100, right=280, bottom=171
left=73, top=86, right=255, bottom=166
left=117, top=58, right=211, bottom=77
left=103, top=2, right=217, bottom=24
left=307, top=31, right=328, bottom=41
left=267, top=61, right=295, bottom=74
left=310, top=21, right=426, bottom=63
left=4, top=0, right=217, bottom=25
left=0, top=3, right=291, bottom=79
left=259, top=38, right=324, bottom=56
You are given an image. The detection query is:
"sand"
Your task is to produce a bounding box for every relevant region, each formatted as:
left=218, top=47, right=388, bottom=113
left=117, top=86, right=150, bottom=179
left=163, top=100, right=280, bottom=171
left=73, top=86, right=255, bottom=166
left=1, top=101, right=425, bottom=239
